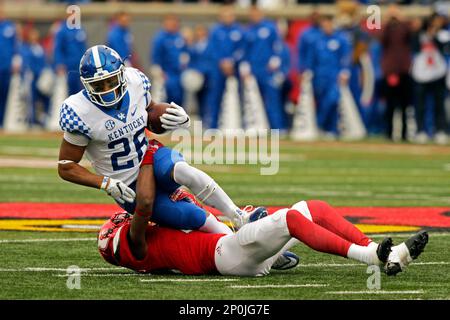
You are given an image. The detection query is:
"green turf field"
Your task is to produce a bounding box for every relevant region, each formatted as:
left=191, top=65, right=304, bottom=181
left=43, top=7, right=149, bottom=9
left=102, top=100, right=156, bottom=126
left=0, top=133, right=450, bottom=299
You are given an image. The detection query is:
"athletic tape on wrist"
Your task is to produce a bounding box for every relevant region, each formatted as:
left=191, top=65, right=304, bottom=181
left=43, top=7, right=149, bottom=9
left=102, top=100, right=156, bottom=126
left=101, top=176, right=109, bottom=190
left=57, top=160, right=74, bottom=165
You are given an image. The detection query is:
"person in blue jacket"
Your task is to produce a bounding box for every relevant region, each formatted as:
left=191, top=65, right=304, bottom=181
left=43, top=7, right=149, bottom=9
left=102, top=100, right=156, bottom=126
left=277, top=20, right=292, bottom=129
left=297, top=11, right=321, bottom=74
left=20, top=27, right=50, bottom=127
left=305, top=15, right=352, bottom=136
left=53, top=18, right=87, bottom=95
left=151, top=14, right=188, bottom=106
left=107, top=11, right=134, bottom=67
left=204, top=5, right=245, bottom=129
left=186, top=24, right=211, bottom=121
left=243, top=6, right=287, bottom=130
left=0, top=10, right=18, bottom=128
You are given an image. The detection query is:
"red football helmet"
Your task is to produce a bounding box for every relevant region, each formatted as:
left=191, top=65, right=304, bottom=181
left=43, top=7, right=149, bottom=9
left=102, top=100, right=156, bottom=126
left=97, top=212, right=133, bottom=265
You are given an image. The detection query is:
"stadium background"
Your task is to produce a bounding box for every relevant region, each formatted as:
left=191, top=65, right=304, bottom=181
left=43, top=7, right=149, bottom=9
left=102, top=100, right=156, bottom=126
left=0, top=0, right=450, bottom=300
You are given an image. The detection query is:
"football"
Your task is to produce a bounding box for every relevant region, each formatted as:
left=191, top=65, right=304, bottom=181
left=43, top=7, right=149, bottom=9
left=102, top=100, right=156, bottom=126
left=147, top=102, right=171, bottom=134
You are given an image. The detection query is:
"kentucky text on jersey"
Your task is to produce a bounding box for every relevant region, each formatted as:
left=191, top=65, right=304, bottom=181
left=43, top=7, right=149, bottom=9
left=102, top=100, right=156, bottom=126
left=107, top=115, right=145, bottom=142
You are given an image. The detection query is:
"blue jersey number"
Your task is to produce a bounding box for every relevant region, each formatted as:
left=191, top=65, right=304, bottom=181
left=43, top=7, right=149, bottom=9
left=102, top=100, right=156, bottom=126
left=108, top=127, right=148, bottom=171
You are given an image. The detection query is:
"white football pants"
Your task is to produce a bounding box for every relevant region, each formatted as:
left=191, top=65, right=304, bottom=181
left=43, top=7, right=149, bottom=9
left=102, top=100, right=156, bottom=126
left=214, top=201, right=311, bottom=276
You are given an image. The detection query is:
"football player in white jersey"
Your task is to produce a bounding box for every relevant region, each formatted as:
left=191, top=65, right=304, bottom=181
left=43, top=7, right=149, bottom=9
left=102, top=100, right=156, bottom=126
left=57, top=45, right=298, bottom=270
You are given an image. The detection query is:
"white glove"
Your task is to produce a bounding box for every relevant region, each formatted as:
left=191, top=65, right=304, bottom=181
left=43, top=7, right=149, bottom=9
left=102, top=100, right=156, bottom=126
left=160, top=102, right=190, bottom=130
left=101, top=177, right=136, bottom=204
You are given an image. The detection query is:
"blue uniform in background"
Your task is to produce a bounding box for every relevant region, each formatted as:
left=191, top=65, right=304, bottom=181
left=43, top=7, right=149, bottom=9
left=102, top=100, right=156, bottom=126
left=339, top=26, right=372, bottom=129
left=366, top=39, right=385, bottom=135
left=244, top=19, right=287, bottom=130
left=107, top=23, right=133, bottom=65
left=279, top=41, right=292, bottom=115
left=20, top=42, right=50, bottom=126
left=0, top=20, right=17, bottom=127
left=187, top=38, right=211, bottom=120
left=53, top=22, right=87, bottom=95
left=204, top=22, right=245, bottom=129
left=297, top=25, right=321, bottom=73
left=151, top=30, right=187, bottom=106
left=306, top=31, right=351, bottom=134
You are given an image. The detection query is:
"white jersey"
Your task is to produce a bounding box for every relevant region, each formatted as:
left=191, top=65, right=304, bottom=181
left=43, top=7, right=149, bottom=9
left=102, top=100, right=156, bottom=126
left=59, top=67, right=152, bottom=186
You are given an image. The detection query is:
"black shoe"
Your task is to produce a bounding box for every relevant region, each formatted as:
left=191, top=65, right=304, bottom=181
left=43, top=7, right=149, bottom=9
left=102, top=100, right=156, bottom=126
left=385, top=231, right=429, bottom=276
left=405, top=230, right=429, bottom=260
left=376, top=237, right=393, bottom=264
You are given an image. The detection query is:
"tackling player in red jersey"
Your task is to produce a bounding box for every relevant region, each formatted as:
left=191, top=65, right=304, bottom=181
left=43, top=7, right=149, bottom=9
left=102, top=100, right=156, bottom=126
left=98, top=192, right=429, bottom=277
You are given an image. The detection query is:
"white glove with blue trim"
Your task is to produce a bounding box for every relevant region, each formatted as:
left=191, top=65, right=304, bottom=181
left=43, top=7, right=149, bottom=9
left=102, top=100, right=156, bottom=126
left=160, top=102, right=191, bottom=130
left=101, top=177, right=136, bottom=204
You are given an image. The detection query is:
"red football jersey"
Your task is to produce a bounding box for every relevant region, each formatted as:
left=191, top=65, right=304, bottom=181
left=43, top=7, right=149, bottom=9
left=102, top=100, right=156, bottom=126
left=98, top=213, right=224, bottom=275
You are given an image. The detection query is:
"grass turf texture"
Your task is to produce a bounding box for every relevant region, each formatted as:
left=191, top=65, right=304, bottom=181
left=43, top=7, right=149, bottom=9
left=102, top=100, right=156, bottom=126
left=0, top=133, right=449, bottom=299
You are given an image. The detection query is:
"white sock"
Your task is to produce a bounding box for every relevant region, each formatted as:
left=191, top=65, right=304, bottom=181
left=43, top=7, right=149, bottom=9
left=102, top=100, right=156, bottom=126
left=173, top=162, right=240, bottom=219
left=347, top=243, right=379, bottom=266
left=198, top=214, right=233, bottom=235
left=368, top=241, right=378, bottom=250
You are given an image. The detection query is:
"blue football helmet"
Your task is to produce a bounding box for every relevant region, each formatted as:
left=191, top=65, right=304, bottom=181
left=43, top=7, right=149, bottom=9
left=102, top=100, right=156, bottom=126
left=79, top=45, right=127, bottom=108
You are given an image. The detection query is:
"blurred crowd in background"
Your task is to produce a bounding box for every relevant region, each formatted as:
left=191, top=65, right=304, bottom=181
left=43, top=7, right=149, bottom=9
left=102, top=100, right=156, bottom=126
left=1, top=1, right=450, bottom=144
left=44, top=1, right=450, bottom=7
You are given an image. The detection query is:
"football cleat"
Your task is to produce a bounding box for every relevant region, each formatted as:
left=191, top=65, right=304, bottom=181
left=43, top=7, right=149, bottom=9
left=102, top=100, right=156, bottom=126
left=376, top=237, right=393, bottom=264
left=230, top=206, right=268, bottom=230
left=238, top=206, right=268, bottom=225
left=406, top=230, right=429, bottom=259
left=272, top=251, right=300, bottom=270
left=385, top=231, right=429, bottom=276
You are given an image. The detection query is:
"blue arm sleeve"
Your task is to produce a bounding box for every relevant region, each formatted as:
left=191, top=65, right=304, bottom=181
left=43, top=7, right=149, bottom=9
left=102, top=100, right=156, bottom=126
left=207, top=27, right=224, bottom=62
left=281, top=44, right=291, bottom=76
left=107, top=29, right=124, bottom=58
left=297, top=33, right=307, bottom=73
left=151, top=33, right=164, bottom=66
left=303, top=36, right=316, bottom=72
left=339, top=36, right=352, bottom=73
left=53, top=27, right=65, bottom=67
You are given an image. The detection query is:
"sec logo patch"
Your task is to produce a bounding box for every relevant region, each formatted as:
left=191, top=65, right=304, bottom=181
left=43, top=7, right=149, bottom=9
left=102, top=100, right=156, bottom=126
left=105, top=120, right=115, bottom=131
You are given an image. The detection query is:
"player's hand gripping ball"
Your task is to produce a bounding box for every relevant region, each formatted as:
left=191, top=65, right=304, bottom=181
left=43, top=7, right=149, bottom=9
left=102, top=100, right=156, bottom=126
left=147, top=102, right=190, bottom=134
left=147, top=102, right=171, bottom=134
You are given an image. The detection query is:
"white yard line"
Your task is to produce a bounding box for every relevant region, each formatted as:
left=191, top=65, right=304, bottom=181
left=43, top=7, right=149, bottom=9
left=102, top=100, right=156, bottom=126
left=370, top=233, right=450, bottom=238
left=296, top=263, right=364, bottom=268
left=0, top=238, right=97, bottom=244
left=230, top=284, right=328, bottom=288
left=1, top=233, right=449, bottom=245
left=0, top=157, right=91, bottom=168
left=2, top=261, right=447, bottom=273
left=0, top=267, right=119, bottom=272
left=327, top=290, right=424, bottom=295
left=296, top=261, right=450, bottom=268
left=0, top=146, right=59, bottom=156
left=61, top=225, right=100, bottom=230
left=54, top=273, right=138, bottom=277
left=140, top=279, right=239, bottom=283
